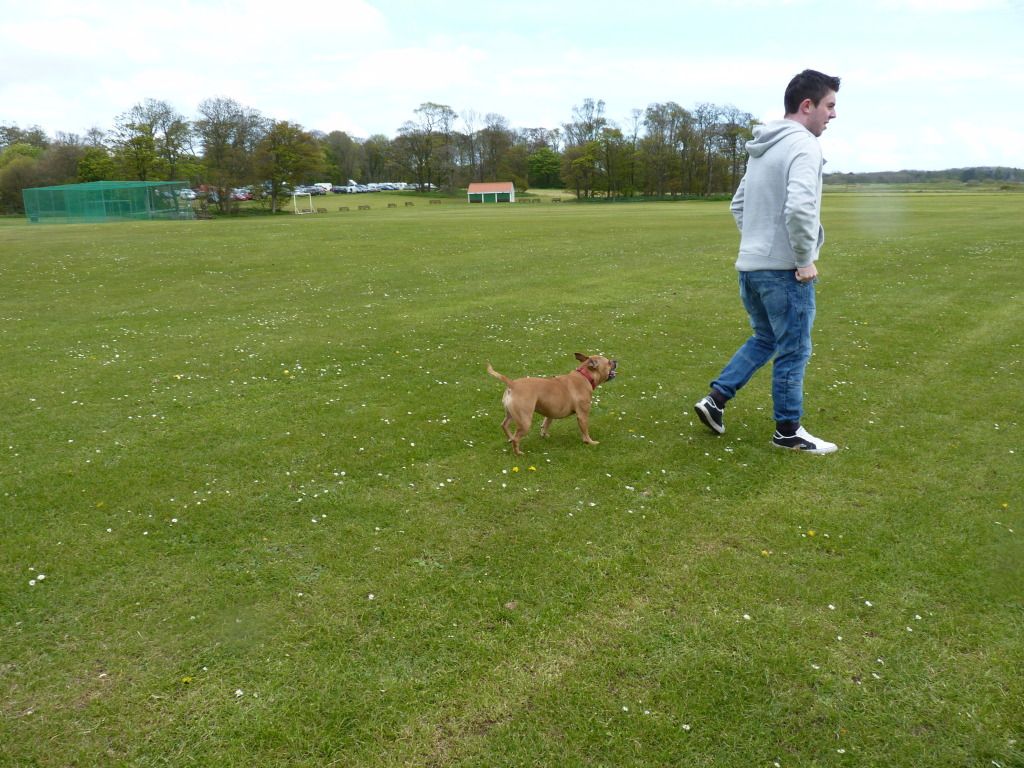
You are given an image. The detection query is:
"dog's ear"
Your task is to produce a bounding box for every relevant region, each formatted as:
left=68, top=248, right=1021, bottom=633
left=574, top=352, right=588, bottom=362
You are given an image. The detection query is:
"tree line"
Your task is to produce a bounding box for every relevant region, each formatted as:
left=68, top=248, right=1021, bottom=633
left=1, top=96, right=760, bottom=214
left=824, top=167, right=1024, bottom=185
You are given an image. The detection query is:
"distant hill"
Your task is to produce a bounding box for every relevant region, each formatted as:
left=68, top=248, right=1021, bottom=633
left=824, top=166, right=1024, bottom=185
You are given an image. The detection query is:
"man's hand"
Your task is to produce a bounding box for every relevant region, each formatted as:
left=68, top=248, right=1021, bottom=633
left=796, top=264, right=818, bottom=283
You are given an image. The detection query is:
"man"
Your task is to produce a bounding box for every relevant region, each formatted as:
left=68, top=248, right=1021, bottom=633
left=694, top=69, right=841, bottom=454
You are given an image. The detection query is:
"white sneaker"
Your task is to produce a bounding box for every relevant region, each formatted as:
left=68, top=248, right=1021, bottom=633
left=772, top=426, right=838, bottom=454
left=694, top=395, right=725, bottom=434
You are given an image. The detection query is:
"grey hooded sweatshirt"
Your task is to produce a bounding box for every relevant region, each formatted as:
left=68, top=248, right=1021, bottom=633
left=730, top=119, right=825, bottom=270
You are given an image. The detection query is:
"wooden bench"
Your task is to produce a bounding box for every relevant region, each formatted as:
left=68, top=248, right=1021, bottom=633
left=317, top=208, right=327, bottom=214
left=339, top=206, right=349, bottom=212
left=405, top=201, right=415, bottom=207
left=387, top=203, right=397, bottom=208
left=358, top=205, right=370, bottom=210
left=429, top=199, right=442, bottom=205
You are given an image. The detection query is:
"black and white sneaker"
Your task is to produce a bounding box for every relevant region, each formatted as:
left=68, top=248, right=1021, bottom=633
left=771, top=426, right=838, bottom=454
left=694, top=395, right=725, bottom=434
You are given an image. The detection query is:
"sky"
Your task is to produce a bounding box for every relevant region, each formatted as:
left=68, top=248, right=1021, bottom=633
left=2, top=0, right=1023, bottom=173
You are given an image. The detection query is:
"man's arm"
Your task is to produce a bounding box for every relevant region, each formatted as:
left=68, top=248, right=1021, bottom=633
left=784, top=149, right=821, bottom=268
left=730, top=175, right=746, bottom=231
left=795, top=263, right=818, bottom=282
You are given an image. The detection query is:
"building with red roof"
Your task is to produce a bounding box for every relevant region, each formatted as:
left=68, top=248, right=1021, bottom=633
left=467, top=181, right=515, bottom=203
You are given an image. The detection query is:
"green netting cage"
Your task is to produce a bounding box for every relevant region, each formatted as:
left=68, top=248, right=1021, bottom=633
left=22, top=181, right=195, bottom=224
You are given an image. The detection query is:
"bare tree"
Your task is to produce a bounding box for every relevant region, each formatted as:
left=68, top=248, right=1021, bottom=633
left=459, top=110, right=482, bottom=183
left=36, top=134, right=86, bottom=185
left=394, top=102, right=457, bottom=190
left=84, top=127, right=107, bottom=148
left=642, top=102, right=692, bottom=196
left=0, top=124, right=48, bottom=150
left=563, top=98, right=607, bottom=147
left=479, top=113, right=514, bottom=181
left=519, top=127, right=559, bottom=153
left=719, top=105, right=757, bottom=191
left=625, top=108, right=643, bottom=194
left=693, top=103, right=722, bottom=195
left=195, top=97, right=267, bottom=210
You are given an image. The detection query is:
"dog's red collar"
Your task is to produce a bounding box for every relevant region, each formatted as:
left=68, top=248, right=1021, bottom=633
left=575, top=365, right=597, bottom=390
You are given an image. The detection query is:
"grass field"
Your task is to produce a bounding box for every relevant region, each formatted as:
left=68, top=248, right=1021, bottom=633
left=2, top=192, right=1021, bottom=767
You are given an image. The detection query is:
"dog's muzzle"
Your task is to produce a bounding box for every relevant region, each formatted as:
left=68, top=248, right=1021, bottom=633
left=608, top=360, right=618, bottom=379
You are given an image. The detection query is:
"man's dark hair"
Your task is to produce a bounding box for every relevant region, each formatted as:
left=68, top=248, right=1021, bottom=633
left=784, top=69, right=841, bottom=114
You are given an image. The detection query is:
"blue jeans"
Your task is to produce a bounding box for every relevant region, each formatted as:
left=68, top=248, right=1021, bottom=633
left=711, top=270, right=816, bottom=423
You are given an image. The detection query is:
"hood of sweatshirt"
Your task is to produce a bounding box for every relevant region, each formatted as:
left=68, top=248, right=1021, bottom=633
left=745, top=119, right=811, bottom=158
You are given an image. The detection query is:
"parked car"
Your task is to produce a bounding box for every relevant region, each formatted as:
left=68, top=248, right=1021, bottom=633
left=179, top=189, right=197, bottom=200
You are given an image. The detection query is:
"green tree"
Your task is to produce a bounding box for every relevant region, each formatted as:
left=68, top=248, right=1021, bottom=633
left=528, top=146, right=562, bottom=188
left=77, top=146, right=117, bottom=182
left=0, top=142, right=44, bottom=167
left=561, top=141, right=600, bottom=198
left=256, top=121, right=325, bottom=213
left=0, top=141, right=52, bottom=214
left=159, top=115, right=194, bottom=180
left=497, top=143, right=529, bottom=192
left=109, top=99, right=190, bottom=180
left=362, top=134, right=391, bottom=182
left=562, top=100, right=608, bottom=198
left=121, top=99, right=193, bottom=179
left=0, top=156, right=38, bottom=213
left=322, top=131, right=365, bottom=183
left=111, top=121, right=160, bottom=180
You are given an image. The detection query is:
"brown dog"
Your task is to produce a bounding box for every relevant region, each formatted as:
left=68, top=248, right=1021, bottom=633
left=487, top=352, right=617, bottom=455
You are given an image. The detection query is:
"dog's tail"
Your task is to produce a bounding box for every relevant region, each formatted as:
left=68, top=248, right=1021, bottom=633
left=486, top=363, right=513, bottom=387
